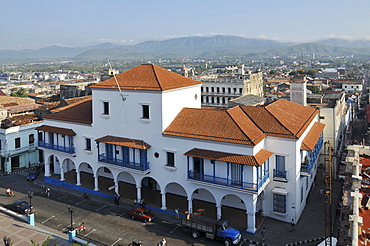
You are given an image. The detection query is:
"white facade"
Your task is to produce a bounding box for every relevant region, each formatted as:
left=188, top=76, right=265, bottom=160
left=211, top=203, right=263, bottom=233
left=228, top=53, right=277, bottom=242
left=37, top=64, right=324, bottom=234
left=0, top=122, right=42, bottom=173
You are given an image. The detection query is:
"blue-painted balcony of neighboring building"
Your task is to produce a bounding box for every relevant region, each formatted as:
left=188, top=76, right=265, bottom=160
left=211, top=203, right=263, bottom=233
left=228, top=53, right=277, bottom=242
left=187, top=170, right=269, bottom=192
left=98, top=153, right=150, bottom=173
left=301, top=133, right=324, bottom=176
left=273, top=169, right=287, bottom=180
left=38, top=140, right=75, bottom=154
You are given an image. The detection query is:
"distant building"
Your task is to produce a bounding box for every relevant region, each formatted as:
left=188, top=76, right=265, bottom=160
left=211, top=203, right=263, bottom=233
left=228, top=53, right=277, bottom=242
left=196, top=64, right=264, bottom=107
left=60, top=81, right=96, bottom=99
left=100, top=69, right=119, bottom=82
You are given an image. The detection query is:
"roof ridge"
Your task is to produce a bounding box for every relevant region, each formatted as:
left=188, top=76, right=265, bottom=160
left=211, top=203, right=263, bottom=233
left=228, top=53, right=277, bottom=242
left=226, top=107, right=255, bottom=144
left=264, top=102, right=297, bottom=137
left=151, top=64, right=163, bottom=91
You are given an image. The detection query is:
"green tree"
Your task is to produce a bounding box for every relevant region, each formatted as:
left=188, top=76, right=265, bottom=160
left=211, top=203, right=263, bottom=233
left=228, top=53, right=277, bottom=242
left=10, top=88, right=28, bottom=97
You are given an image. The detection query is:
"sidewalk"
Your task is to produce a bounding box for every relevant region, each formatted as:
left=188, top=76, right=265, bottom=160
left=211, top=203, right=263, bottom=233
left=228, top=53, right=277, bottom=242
left=0, top=211, right=71, bottom=246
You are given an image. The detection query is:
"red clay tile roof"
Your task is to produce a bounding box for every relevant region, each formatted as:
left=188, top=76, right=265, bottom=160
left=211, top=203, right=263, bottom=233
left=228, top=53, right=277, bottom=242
left=44, top=98, right=92, bottom=125
left=95, top=135, right=151, bottom=149
left=36, top=125, right=76, bottom=136
left=91, top=64, right=202, bottom=91
left=51, top=96, right=92, bottom=113
left=184, top=148, right=273, bottom=166
left=241, top=99, right=319, bottom=139
left=301, top=122, right=325, bottom=151
left=164, top=99, right=319, bottom=145
left=163, top=107, right=264, bottom=145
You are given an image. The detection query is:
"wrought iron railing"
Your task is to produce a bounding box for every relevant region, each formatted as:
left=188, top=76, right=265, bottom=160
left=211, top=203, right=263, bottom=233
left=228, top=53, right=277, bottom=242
left=187, top=170, right=269, bottom=192
left=98, top=154, right=149, bottom=172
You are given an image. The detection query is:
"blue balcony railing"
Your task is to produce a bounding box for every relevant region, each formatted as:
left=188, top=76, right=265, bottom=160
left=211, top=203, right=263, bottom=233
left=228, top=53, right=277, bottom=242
left=98, top=154, right=149, bottom=172
left=273, top=169, right=287, bottom=180
left=301, top=136, right=324, bottom=175
left=188, top=171, right=269, bottom=192
left=38, top=140, right=75, bottom=154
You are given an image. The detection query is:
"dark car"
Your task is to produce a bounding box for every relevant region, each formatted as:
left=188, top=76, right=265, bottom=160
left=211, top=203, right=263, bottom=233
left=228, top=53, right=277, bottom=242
left=128, top=207, right=155, bottom=223
left=7, top=200, right=33, bottom=214
left=27, top=170, right=40, bottom=181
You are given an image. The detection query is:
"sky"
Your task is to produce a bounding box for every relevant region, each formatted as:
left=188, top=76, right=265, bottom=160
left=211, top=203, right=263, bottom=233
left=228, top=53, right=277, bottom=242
left=1, top=0, right=370, bottom=50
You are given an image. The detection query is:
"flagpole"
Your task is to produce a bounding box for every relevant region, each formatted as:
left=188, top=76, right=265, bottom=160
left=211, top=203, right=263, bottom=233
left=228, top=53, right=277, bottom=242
left=106, top=58, right=126, bottom=101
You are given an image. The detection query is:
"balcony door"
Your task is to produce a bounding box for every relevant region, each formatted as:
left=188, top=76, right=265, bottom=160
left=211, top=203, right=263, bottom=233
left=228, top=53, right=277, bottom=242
left=193, top=157, right=203, bottom=180
left=106, top=144, right=114, bottom=162
left=231, top=163, right=242, bottom=185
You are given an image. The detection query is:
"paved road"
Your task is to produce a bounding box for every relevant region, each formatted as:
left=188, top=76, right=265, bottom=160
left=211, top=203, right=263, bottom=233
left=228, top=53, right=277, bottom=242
left=0, top=173, right=225, bottom=246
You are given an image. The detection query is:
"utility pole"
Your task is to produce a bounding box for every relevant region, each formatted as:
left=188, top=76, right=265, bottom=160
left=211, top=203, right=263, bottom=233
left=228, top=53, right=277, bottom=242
left=324, top=141, right=333, bottom=246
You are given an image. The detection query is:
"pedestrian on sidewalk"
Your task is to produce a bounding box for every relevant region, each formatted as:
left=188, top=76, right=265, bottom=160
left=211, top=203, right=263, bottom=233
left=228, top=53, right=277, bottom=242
left=133, top=198, right=137, bottom=207
left=175, top=207, right=179, bottom=220
left=290, top=219, right=295, bottom=232
left=114, top=192, right=120, bottom=205
left=45, top=187, right=50, bottom=198
left=319, top=187, right=323, bottom=198
left=261, top=227, right=266, bottom=242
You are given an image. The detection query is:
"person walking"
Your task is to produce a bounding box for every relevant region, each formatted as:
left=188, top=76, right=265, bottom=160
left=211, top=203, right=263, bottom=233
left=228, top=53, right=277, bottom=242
left=261, top=227, right=266, bottom=242
left=319, top=187, right=323, bottom=198
left=290, top=219, right=295, bottom=232
left=45, top=187, right=50, bottom=198
left=175, top=207, right=179, bottom=220
left=114, top=192, right=120, bottom=205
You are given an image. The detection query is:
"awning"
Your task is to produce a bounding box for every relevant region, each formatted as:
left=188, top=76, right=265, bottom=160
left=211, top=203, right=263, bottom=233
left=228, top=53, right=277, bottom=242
left=36, top=125, right=76, bottom=136
left=95, top=135, right=151, bottom=150
left=272, top=187, right=288, bottom=195
left=301, top=122, right=325, bottom=151
left=184, top=148, right=273, bottom=166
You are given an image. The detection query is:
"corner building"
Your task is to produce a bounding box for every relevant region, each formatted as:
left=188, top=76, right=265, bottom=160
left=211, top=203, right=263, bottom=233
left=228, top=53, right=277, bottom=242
left=36, top=64, right=324, bottom=234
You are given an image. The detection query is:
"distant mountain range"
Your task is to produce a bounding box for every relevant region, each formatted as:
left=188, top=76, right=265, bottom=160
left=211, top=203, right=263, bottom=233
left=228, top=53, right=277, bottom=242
left=2, top=35, right=370, bottom=62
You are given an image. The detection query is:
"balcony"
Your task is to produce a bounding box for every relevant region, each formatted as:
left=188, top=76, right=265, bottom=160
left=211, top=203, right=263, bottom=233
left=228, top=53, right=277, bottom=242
left=273, top=169, right=287, bottom=181
left=38, top=140, right=75, bottom=154
left=187, top=170, right=269, bottom=192
left=98, top=154, right=150, bottom=173
left=301, top=136, right=323, bottom=176
left=0, top=144, right=39, bottom=157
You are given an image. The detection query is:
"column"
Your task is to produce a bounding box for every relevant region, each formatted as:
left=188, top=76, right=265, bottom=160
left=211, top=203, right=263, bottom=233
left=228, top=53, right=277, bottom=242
left=114, top=179, right=119, bottom=194
left=76, top=170, right=81, bottom=186
left=60, top=164, right=65, bottom=181
left=247, top=211, right=256, bottom=233
left=187, top=198, right=193, bottom=214
left=94, top=175, right=99, bottom=191
left=45, top=163, right=51, bottom=177
left=161, top=192, right=167, bottom=210
left=216, top=203, right=222, bottom=220
left=136, top=185, right=142, bottom=203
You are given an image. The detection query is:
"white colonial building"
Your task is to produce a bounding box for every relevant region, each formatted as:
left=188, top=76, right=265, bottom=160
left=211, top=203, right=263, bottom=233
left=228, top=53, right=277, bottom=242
left=36, top=64, right=324, bottom=233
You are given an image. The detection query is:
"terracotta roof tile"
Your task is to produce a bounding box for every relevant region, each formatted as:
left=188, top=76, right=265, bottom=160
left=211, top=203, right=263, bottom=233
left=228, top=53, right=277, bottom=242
left=36, top=125, right=76, bottom=136
left=163, top=107, right=259, bottom=145
left=51, top=96, right=92, bottom=113
left=91, top=64, right=202, bottom=91
left=165, top=99, right=319, bottom=145
left=241, top=99, right=319, bottom=139
left=301, top=122, right=325, bottom=150
left=44, top=98, right=92, bottom=125
left=184, top=148, right=273, bottom=166
left=95, top=135, right=151, bottom=149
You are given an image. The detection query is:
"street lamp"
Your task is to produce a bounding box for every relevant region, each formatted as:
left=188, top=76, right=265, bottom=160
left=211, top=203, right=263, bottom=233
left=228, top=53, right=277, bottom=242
left=28, top=191, right=33, bottom=214
left=67, top=206, right=74, bottom=231
left=3, top=236, right=11, bottom=246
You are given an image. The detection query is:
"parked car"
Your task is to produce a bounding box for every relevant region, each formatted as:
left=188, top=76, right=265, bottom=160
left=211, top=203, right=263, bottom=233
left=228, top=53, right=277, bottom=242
left=128, top=207, right=155, bottom=223
left=7, top=200, right=33, bottom=214
left=27, top=170, right=40, bottom=181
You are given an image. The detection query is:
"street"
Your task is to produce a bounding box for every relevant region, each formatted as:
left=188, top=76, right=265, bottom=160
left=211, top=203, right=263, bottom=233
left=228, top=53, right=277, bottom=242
left=0, top=173, right=225, bottom=246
